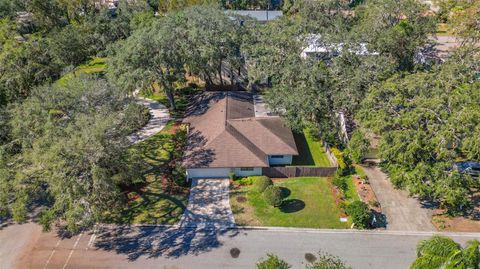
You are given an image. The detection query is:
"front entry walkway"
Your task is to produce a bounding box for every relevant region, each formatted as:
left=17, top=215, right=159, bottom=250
left=362, top=165, right=436, bottom=231
left=127, top=97, right=170, bottom=144
left=178, top=178, right=235, bottom=229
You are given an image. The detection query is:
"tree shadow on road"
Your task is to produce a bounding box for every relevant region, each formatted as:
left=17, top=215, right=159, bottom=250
left=93, top=225, right=239, bottom=261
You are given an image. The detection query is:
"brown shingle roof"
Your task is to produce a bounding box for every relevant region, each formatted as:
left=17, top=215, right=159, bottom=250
left=183, top=92, right=298, bottom=168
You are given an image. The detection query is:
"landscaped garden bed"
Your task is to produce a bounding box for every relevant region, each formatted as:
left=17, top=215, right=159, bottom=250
left=230, top=177, right=350, bottom=228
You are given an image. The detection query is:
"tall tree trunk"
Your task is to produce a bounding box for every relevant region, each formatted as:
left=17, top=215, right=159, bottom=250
left=163, top=85, right=176, bottom=111
left=229, top=66, right=235, bottom=86
left=218, top=60, right=224, bottom=86
left=205, top=72, right=213, bottom=90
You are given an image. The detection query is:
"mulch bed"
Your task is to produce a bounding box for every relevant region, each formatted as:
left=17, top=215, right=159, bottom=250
left=328, top=178, right=348, bottom=218
left=352, top=175, right=382, bottom=213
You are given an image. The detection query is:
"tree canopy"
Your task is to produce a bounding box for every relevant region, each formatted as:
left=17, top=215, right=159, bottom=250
left=359, top=47, right=480, bottom=212
left=2, top=76, right=148, bottom=231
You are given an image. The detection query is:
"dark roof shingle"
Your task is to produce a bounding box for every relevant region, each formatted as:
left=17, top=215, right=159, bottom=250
left=183, top=92, right=298, bottom=168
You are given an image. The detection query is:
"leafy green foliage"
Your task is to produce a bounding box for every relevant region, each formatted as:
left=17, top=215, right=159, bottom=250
left=3, top=76, right=149, bottom=231
left=244, top=0, right=431, bottom=141
left=345, top=201, right=370, bottom=229
left=332, top=174, right=347, bottom=193
left=359, top=48, right=480, bottom=213
left=254, top=176, right=273, bottom=192
left=344, top=130, right=370, bottom=164
left=263, top=185, right=283, bottom=207
left=307, top=252, right=353, bottom=269
left=257, top=254, right=291, bottom=269
left=411, top=236, right=480, bottom=269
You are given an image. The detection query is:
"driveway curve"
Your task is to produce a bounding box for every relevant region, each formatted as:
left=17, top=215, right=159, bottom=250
left=179, top=178, right=235, bottom=229
left=127, top=97, right=170, bottom=144
left=362, top=165, right=436, bottom=231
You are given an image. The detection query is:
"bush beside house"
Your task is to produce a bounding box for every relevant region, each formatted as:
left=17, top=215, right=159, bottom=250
left=254, top=176, right=273, bottom=192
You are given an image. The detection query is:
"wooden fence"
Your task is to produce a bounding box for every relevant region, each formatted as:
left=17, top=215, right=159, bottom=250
left=262, top=166, right=337, bottom=178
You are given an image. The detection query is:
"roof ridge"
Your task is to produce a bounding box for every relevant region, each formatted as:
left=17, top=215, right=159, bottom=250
left=255, top=118, right=299, bottom=153
left=225, top=122, right=268, bottom=166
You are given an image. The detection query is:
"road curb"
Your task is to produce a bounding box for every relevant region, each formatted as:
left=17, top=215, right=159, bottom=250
left=233, top=225, right=480, bottom=237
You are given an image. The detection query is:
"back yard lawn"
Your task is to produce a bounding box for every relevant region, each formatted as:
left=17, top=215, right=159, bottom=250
left=231, top=177, right=350, bottom=228
left=292, top=129, right=332, bottom=167
left=105, top=122, right=189, bottom=225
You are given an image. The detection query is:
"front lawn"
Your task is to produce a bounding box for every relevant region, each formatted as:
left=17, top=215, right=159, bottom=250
left=230, top=177, right=350, bottom=228
left=292, top=129, right=332, bottom=167
left=105, top=122, right=189, bottom=225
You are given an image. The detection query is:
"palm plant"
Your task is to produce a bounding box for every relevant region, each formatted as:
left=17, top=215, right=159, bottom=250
left=411, top=236, right=480, bottom=269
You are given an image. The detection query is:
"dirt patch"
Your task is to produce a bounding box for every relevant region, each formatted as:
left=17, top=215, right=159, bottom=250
left=432, top=190, right=480, bottom=232
left=236, top=196, right=247, bottom=203
left=433, top=214, right=480, bottom=232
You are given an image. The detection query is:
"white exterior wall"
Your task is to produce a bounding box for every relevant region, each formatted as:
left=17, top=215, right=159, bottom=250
left=234, top=167, right=262, bottom=177
left=268, top=155, right=293, bottom=165
left=186, top=168, right=232, bottom=179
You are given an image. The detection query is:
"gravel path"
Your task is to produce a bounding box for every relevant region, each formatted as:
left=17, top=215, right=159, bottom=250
left=127, top=97, right=170, bottom=144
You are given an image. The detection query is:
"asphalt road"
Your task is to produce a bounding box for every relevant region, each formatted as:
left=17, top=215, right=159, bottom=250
left=3, top=223, right=480, bottom=269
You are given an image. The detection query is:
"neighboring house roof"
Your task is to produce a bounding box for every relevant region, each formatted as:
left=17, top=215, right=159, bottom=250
left=226, top=10, right=283, bottom=22
left=183, top=91, right=298, bottom=168
left=301, top=34, right=379, bottom=58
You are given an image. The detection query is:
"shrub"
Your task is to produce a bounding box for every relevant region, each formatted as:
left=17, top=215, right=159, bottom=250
left=253, top=176, right=273, bottom=192
left=228, top=172, right=236, bottom=180
left=345, top=201, right=371, bottom=229
left=360, top=174, right=369, bottom=184
left=257, top=254, right=291, bottom=269
left=330, top=147, right=347, bottom=170
left=263, top=185, right=283, bottom=207
left=306, top=252, right=352, bottom=269
left=236, top=176, right=261, bottom=186
left=332, top=175, right=347, bottom=192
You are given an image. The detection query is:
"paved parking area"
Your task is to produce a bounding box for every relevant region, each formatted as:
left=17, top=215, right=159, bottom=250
left=362, top=166, right=436, bottom=231
left=179, top=178, right=235, bottom=229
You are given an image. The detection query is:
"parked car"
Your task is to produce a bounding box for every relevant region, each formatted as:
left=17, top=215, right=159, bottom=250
left=454, top=162, right=480, bottom=177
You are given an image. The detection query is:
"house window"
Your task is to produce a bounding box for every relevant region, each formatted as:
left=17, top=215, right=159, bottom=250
left=240, top=167, right=254, bottom=171
left=271, top=155, right=284, bottom=159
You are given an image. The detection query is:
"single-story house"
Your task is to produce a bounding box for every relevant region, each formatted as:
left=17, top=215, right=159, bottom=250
left=183, top=91, right=298, bottom=179
left=301, top=34, right=379, bottom=59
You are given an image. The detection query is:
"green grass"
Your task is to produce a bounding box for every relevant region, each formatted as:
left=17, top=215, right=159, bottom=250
left=106, top=122, right=188, bottom=225
left=231, top=177, right=350, bottom=228
left=344, top=176, right=360, bottom=203
left=291, top=129, right=332, bottom=167
left=56, top=57, right=107, bottom=86
left=140, top=84, right=198, bottom=118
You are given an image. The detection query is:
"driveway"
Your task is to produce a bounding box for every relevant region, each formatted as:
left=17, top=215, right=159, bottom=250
left=362, top=165, right=436, bottom=231
left=127, top=97, right=170, bottom=144
left=179, top=178, right=235, bottom=229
